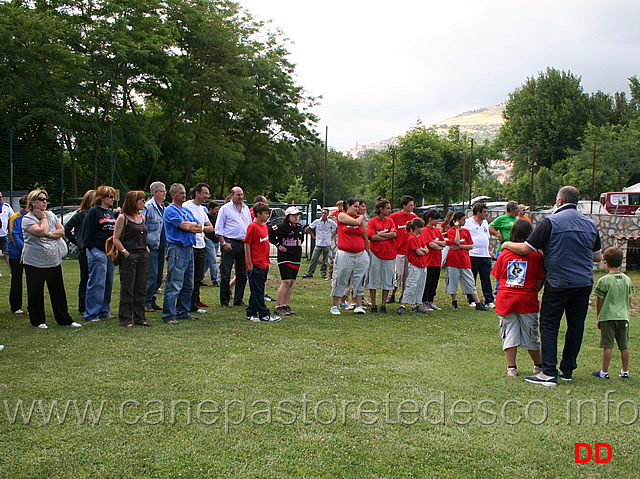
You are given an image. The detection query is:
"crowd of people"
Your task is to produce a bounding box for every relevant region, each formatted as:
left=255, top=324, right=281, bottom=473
left=3, top=184, right=632, bottom=383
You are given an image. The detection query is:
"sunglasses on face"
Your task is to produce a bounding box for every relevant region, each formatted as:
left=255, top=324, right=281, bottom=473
left=107, top=195, right=115, bottom=199
left=36, top=197, right=48, bottom=202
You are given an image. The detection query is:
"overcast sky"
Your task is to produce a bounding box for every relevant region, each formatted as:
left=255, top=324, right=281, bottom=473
left=239, top=0, right=640, bottom=150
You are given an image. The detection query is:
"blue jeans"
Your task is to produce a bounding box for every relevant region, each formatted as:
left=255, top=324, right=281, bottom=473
left=247, top=265, right=270, bottom=318
left=162, top=244, right=194, bottom=321
left=84, top=247, right=115, bottom=321
left=145, top=248, right=165, bottom=307
left=204, top=240, right=219, bottom=283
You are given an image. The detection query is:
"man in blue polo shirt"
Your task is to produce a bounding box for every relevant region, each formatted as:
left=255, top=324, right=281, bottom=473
left=162, top=183, right=203, bottom=324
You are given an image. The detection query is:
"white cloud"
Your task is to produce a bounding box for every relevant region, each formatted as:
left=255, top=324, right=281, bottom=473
left=241, top=0, right=640, bottom=149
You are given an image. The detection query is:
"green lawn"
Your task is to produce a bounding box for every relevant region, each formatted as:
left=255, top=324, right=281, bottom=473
left=1, top=259, right=638, bottom=478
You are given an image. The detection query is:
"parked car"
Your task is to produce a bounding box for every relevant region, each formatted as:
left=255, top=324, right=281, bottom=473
left=266, top=207, right=286, bottom=227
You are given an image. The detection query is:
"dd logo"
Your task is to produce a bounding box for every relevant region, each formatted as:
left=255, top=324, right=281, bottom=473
left=574, top=443, right=612, bottom=464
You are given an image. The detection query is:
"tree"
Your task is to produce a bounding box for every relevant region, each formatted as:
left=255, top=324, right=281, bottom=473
left=497, top=68, right=592, bottom=177
left=276, top=176, right=311, bottom=204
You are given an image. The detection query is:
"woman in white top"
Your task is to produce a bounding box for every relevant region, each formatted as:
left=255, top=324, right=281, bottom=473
left=22, top=189, right=81, bottom=329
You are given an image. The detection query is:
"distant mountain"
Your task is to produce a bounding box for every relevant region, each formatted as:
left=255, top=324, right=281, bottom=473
left=342, top=104, right=505, bottom=158
left=431, top=104, right=505, bottom=142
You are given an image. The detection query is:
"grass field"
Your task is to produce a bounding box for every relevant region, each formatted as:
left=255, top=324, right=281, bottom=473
left=1, top=259, right=639, bottom=478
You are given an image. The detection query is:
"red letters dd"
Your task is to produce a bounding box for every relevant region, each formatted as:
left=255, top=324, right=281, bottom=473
left=574, top=443, right=612, bottom=464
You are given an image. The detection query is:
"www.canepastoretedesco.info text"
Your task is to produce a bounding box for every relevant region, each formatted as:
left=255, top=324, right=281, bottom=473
left=4, top=391, right=638, bottom=432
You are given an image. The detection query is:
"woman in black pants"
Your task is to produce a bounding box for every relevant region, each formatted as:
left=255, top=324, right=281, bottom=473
left=113, top=190, right=151, bottom=327
left=64, top=189, right=95, bottom=314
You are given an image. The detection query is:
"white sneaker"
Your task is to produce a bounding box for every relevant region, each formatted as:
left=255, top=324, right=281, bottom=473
left=345, top=302, right=356, bottom=310
left=0, top=345, right=4, bottom=351
left=330, top=306, right=341, bottom=315
left=70, top=322, right=83, bottom=327
left=195, top=309, right=207, bottom=314
left=533, top=365, right=543, bottom=374
left=486, top=302, right=496, bottom=309
left=430, top=302, right=441, bottom=311
left=353, top=306, right=366, bottom=314
left=37, top=324, right=48, bottom=329
left=14, top=309, right=24, bottom=315
left=467, top=301, right=475, bottom=307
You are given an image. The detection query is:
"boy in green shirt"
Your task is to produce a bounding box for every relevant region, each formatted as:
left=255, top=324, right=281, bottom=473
left=592, top=247, right=634, bottom=379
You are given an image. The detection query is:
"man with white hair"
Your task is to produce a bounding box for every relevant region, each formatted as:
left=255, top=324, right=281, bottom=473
left=144, top=181, right=167, bottom=312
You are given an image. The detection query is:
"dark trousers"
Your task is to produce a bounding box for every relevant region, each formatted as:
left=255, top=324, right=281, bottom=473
left=118, top=251, right=149, bottom=326
left=466, top=256, right=494, bottom=304
left=539, top=284, right=592, bottom=377
left=422, top=266, right=441, bottom=303
left=220, top=239, right=247, bottom=306
left=77, top=249, right=89, bottom=313
left=247, top=265, right=270, bottom=318
left=191, top=247, right=206, bottom=310
left=9, top=257, right=24, bottom=312
left=24, top=264, right=74, bottom=326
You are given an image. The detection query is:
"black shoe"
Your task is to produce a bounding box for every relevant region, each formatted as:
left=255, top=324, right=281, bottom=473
left=212, top=282, right=220, bottom=287
left=370, top=305, right=378, bottom=313
left=152, top=303, right=162, bottom=311
left=386, top=295, right=395, bottom=304
left=475, top=302, right=489, bottom=311
left=264, top=294, right=275, bottom=302
left=221, top=304, right=231, bottom=308
left=397, top=305, right=405, bottom=315
left=302, top=273, right=313, bottom=279
left=380, top=306, right=387, bottom=314
left=234, top=301, right=248, bottom=307
left=525, top=372, right=557, bottom=386
left=451, top=301, right=459, bottom=310
left=559, top=369, right=573, bottom=381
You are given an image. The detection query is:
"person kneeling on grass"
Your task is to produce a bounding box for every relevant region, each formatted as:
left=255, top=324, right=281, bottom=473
left=397, top=218, right=429, bottom=315
left=491, top=219, right=544, bottom=377
left=592, top=247, right=633, bottom=379
left=445, top=212, right=488, bottom=311
left=244, top=202, right=280, bottom=322
left=269, top=206, right=304, bottom=317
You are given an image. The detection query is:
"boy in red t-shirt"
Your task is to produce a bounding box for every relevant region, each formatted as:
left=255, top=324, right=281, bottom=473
left=445, top=212, right=488, bottom=311
left=244, top=202, right=280, bottom=322
left=491, top=219, right=544, bottom=377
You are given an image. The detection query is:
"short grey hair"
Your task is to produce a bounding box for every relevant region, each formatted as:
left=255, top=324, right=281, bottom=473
left=506, top=201, right=519, bottom=212
left=150, top=181, right=165, bottom=193
left=169, top=183, right=185, bottom=195
left=557, top=186, right=580, bottom=204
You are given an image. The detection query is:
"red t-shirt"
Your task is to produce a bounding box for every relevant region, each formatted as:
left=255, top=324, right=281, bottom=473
left=491, top=249, right=545, bottom=315
left=407, top=233, right=428, bottom=268
left=389, top=210, right=418, bottom=255
left=367, top=216, right=396, bottom=260
left=422, top=226, right=444, bottom=267
left=244, top=221, right=270, bottom=269
left=445, top=227, right=473, bottom=269
left=337, top=214, right=365, bottom=253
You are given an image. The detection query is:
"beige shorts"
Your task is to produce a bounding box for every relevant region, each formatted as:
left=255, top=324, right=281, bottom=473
left=394, top=254, right=409, bottom=288
left=499, top=312, right=540, bottom=351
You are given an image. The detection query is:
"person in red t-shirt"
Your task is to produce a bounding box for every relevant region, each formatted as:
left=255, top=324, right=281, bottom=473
left=388, top=195, right=417, bottom=304
left=445, top=212, right=488, bottom=311
left=244, top=202, right=280, bottom=322
left=491, top=219, right=544, bottom=377
left=397, top=218, right=429, bottom=315
left=421, top=209, right=447, bottom=310
left=330, top=198, right=369, bottom=315
left=366, top=197, right=397, bottom=313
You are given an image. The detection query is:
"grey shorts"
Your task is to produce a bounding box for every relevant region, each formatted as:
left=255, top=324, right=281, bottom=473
left=367, top=254, right=395, bottom=291
left=445, top=267, right=477, bottom=295
left=499, top=312, right=540, bottom=350
left=394, top=254, right=409, bottom=288
left=600, top=320, right=629, bottom=350
left=331, top=250, right=370, bottom=298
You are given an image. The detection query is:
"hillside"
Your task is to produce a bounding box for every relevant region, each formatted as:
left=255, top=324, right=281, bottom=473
left=431, top=104, right=505, bottom=142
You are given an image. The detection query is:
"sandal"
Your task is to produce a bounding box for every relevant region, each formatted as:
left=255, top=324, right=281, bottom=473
left=124, top=323, right=134, bottom=328
left=139, top=322, right=152, bottom=327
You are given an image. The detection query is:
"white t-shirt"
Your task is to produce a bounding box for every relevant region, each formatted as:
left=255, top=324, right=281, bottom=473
left=463, top=217, right=490, bottom=258
left=0, top=202, right=15, bottom=237
left=182, top=201, right=208, bottom=249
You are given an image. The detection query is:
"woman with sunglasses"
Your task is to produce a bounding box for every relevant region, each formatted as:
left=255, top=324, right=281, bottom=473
left=21, top=189, right=81, bottom=328
left=81, top=185, right=117, bottom=322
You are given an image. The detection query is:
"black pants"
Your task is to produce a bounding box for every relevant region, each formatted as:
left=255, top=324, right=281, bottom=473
left=191, top=247, right=206, bottom=310
left=466, top=256, right=494, bottom=304
left=220, top=238, right=247, bottom=306
left=25, top=264, right=74, bottom=326
left=422, top=266, right=441, bottom=303
left=247, top=265, right=270, bottom=318
left=77, top=249, right=89, bottom=313
left=9, top=257, right=23, bottom=312
left=539, top=284, right=592, bottom=377
left=118, top=251, right=149, bottom=326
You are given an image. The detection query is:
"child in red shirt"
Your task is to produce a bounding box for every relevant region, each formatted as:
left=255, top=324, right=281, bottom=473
left=445, top=212, right=488, bottom=311
left=491, top=219, right=544, bottom=377
left=244, top=202, right=280, bottom=322
left=397, top=218, right=429, bottom=315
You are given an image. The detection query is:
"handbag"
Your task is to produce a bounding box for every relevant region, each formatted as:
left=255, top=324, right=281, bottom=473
left=105, top=215, right=127, bottom=266
left=57, top=238, right=69, bottom=259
